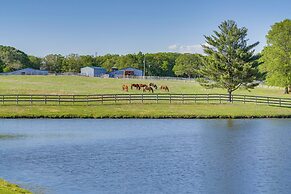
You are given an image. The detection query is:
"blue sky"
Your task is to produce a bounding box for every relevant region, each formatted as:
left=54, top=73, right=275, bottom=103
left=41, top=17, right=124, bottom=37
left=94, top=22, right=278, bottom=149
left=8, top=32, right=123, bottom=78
left=0, top=0, right=290, bottom=56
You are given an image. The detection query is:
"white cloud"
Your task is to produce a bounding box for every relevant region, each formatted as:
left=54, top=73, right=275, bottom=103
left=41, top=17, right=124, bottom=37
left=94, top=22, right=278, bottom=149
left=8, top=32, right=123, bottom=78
left=168, top=44, right=178, bottom=50
left=167, top=43, right=208, bottom=54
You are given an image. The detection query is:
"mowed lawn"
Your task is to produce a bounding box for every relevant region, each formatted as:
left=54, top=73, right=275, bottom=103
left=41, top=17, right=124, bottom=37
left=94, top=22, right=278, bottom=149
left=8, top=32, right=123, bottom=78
left=0, top=103, right=290, bottom=118
left=0, top=75, right=289, bottom=97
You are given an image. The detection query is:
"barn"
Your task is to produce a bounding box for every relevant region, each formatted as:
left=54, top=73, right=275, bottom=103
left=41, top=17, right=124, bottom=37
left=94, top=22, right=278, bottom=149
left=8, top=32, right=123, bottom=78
left=109, top=67, right=143, bottom=78
left=81, top=66, right=107, bottom=77
left=0, top=68, right=48, bottom=75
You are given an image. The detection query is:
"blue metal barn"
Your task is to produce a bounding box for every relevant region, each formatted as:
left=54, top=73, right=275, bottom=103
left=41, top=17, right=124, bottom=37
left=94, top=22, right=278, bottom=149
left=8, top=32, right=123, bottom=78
left=80, top=66, right=107, bottom=77
left=0, top=68, right=48, bottom=75
left=109, top=67, right=143, bottom=78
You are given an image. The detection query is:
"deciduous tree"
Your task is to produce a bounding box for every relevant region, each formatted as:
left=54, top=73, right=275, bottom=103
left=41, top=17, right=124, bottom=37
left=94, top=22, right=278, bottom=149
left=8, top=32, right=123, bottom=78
left=173, top=54, right=203, bottom=78
left=260, top=19, right=291, bottom=94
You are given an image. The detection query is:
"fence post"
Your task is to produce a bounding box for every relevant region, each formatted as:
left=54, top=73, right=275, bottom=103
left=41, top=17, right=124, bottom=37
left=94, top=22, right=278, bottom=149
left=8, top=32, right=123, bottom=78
left=267, top=97, right=270, bottom=105
left=114, top=95, right=117, bottom=104
left=73, top=95, right=75, bottom=105
left=2, top=96, right=4, bottom=105
left=244, top=95, right=246, bottom=104
left=129, top=94, right=131, bottom=104
left=87, top=95, right=89, bottom=106
left=219, top=94, right=222, bottom=104
left=182, top=94, right=184, bottom=104
left=16, top=95, right=18, bottom=105
left=45, top=95, right=47, bottom=105
left=169, top=94, right=172, bottom=104
left=194, top=95, right=197, bottom=103
left=101, top=95, right=103, bottom=104
left=142, top=94, right=144, bottom=103
left=279, top=98, right=282, bottom=107
left=255, top=96, right=258, bottom=105
left=58, top=95, right=60, bottom=105
left=207, top=94, right=209, bottom=103
left=30, top=95, right=32, bottom=105
left=156, top=94, right=158, bottom=103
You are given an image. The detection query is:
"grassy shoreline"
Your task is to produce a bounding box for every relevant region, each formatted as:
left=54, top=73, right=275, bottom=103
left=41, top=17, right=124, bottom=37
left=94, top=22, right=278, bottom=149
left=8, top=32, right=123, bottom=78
left=0, top=179, right=31, bottom=194
left=0, top=103, right=290, bottom=119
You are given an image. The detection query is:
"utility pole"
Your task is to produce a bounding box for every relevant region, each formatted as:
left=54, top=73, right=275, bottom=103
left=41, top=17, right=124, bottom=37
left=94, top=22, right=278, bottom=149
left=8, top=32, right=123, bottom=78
left=143, top=56, right=146, bottom=77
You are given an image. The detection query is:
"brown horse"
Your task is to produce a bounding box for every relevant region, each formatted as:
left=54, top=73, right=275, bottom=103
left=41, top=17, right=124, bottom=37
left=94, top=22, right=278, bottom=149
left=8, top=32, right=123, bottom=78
left=143, top=86, right=154, bottom=93
left=131, top=84, right=140, bottom=90
left=139, top=84, right=148, bottom=89
left=149, top=83, right=158, bottom=89
left=122, top=84, right=129, bottom=92
left=160, top=85, right=169, bottom=92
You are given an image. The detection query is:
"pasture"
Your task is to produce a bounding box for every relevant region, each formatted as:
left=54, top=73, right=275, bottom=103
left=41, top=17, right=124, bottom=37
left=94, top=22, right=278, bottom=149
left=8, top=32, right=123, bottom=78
left=0, top=75, right=288, bottom=97
left=0, top=76, right=290, bottom=118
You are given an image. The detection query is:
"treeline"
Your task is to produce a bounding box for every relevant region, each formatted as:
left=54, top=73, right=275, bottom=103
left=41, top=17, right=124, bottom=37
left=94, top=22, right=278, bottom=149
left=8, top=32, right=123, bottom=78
left=0, top=46, right=202, bottom=77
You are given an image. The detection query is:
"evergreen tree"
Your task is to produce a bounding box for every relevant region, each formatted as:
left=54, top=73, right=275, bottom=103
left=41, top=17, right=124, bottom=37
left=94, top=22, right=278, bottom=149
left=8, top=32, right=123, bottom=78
left=199, top=20, right=260, bottom=101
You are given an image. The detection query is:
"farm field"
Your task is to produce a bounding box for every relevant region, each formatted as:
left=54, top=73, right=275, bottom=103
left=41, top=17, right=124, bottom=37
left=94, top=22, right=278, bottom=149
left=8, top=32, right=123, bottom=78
left=0, top=75, right=289, bottom=98
left=1, top=76, right=290, bottom=118
left=0, top=103, right=290, bottom=118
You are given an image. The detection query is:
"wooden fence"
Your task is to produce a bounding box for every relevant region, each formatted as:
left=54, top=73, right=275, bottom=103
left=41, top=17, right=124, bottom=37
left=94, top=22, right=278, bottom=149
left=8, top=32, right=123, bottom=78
left=0, top=94, right=290, bottom=107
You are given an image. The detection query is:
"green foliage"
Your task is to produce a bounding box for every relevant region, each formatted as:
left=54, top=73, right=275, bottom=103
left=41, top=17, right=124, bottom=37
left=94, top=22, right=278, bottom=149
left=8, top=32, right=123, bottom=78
left=0, top=45, right=191, bottom=76
left=198, top=20, right=260, bottom=100
left=0, top=58, right=4, bottom=72
left=28, top=55, right=42, bottom=69
left=62, top=54, right=82, bottom=73
left=144, top=52, right=179, bottom=76
left=79, top=55, right=97, bottom=67
left=42, top=54, right=64, bottom=73
left=173, top=53, right=203, bottom=78
left=0, top=45, right=31, bottom=71
left=260, top=19, right=291, bottom=93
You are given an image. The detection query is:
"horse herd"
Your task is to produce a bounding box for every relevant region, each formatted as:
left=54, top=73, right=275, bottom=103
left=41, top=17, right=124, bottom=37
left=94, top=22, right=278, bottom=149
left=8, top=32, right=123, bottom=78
left=122, top=83, right=169, bottom=93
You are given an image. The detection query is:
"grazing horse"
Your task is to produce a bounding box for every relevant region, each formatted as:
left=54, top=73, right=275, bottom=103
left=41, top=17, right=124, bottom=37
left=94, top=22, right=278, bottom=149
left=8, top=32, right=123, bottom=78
left=122, top=84, right=129, bottom=92
left=143, top=86, right=154, bottom=93
left=131, top=84, right=140, bottom=90
left=149, top=83, right=158, bottom=90
left=139, top=84, right=148, bottom=89
left=160, top=85, right=169, bottom=92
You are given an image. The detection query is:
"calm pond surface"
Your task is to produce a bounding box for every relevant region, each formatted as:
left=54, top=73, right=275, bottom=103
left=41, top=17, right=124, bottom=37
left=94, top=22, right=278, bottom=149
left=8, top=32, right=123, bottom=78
left=0, top=119, right=291, bottom=194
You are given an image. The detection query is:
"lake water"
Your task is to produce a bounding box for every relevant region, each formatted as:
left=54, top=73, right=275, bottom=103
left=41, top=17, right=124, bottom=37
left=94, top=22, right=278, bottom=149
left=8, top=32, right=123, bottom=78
left=0, top=119, right=291, bottom=194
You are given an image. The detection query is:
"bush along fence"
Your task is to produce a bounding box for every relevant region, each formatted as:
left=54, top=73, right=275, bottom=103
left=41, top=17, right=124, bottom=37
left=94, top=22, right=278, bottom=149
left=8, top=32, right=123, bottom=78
left=0, top=94, right=290, bottom=107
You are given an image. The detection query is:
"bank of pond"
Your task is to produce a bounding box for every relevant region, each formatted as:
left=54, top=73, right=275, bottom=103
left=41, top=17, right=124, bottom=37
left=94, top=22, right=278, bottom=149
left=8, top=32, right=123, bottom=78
left=0, top=179, right=31, bottom=194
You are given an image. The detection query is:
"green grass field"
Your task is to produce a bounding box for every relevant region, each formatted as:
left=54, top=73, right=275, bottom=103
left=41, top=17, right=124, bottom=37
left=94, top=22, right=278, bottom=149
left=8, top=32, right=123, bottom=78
left=0, top=75, right=288, bottom=97
left=0, top=75, right=290, bottom=118
left=0, top=103, right=290, bottom=118
left=0, top=179, right=31, bottom=194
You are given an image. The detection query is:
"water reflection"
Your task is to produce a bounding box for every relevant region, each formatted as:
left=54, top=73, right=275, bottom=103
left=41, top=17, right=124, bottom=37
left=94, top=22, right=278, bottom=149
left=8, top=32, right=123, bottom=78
left=0, top=119, right=291, bottom=194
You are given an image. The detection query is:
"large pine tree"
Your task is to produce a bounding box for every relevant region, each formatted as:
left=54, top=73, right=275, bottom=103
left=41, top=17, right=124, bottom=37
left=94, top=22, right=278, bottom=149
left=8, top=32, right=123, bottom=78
left=199, top=20, right=260, bottom=101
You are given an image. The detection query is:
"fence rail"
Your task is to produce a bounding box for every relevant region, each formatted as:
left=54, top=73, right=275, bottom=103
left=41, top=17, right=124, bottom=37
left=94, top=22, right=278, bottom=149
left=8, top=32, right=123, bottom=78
left=0, top=94, right=290, bottom=107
